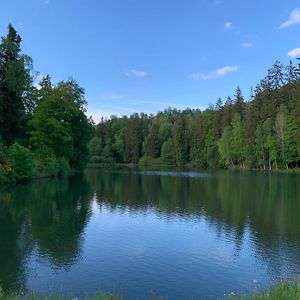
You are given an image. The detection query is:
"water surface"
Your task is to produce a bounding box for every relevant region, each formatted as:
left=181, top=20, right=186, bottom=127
left=0, top=168, right=300, bottom=299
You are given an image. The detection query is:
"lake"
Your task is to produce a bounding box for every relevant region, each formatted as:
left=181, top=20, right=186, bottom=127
left=0, top=167, right=300, bottom=299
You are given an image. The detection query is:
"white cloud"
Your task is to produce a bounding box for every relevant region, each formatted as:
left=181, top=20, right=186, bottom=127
left=191, top=66, right=238, bottom=80
left=100, top=92, right=123, bottom=100
left=288, top=47, right=300, bottom=58
left=241, top=42, right=253, bottom=48
left=216, top=66, right=238, bottom=76
left=224, top=21, right=234, bottom=31
left=279, top=8, right=300, bottom=29
left=126, top=69, right=148, bottom=78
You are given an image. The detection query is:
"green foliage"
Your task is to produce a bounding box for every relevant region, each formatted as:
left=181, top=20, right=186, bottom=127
left=138, top=155, right=165, bottom=166
left=30, top=80, right=93, bottom=171
left=161, top=138, right=175, bottom=164
left=231, top=113, right=246, bottom=167
left=0, top=24, right=33, bottom=146
left=57, top=157, right=71, bottom=176
left=143, top=122, right=160, bottom=158
left=1, top=23, right=300, bottom=180
left=124, top=115, right=144, bottom=163
left=230, top=279, right=300, bottom=300
left=32, top=146, right=59, bottom=178
left=0, top=141, right=11, bottom=184
left=113, top=131, right=126, bottom=162
left=284, top=116, right=298, bottom=168
left=203, top=129, right=219, bottom=168
left=92, top=65, right=300, bottom=170
left=88, top=137, right=103, bottom=156
left=218, top=126, right=233, bottom=168
left=9, top=143, right=33, bottom=181
left=174, top=115, right=188, bottom=166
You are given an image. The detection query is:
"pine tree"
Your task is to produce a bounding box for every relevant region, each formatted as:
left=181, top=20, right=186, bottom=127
left=233, top=86, right=245, bottom=118
left=0, top=24, right=32, bottom=145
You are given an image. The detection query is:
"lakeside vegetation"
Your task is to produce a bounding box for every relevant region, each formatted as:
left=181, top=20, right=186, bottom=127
left=1, top=279, right=299, bottom=299
left=0, top=24, right=93, bottom=184
left=89, top=63, right=300, bottom=171
left=1, top=23, right=300, bottom=185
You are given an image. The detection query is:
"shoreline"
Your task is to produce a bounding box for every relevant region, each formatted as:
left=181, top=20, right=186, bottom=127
left=86, top=162, right=300, bottom=174
left=1, top=278, right=299, bottom=299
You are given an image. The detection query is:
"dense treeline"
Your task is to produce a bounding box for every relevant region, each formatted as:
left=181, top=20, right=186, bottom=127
left=90, top=61, right=300, bottom=170
left=0, top=25, right=93, bottom=184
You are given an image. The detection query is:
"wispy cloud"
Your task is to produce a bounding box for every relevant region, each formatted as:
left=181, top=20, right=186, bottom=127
left=224, top=21, right=234, bottom=31
left=126, top=69, right=148, bottom=78
left=191, top=66, right=239, bottom=80
left=279, top=8, right=300, bottom=29
left=100, top=92, right=123, bottom=100
left=241, top=42, right=253, bottom=48
left=288, top=47, right=300, bottom=58
left=44, top=0, right=50, bottom=4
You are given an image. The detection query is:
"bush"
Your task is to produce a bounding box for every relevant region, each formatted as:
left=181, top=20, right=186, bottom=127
left=57, top=157, right=71, bottom=176
left=89, top=155, right=114, bottom=164
left=161, top=138, right=175, bottom=164
left=88, top=137, right=103, bottom=156
left=9, top=143, right=33, bottom=181
left=0, top=140, right=11, bottom=184
left=138, top=155, right=167, bottom=166
left=32, top=146, right=59, bottom=178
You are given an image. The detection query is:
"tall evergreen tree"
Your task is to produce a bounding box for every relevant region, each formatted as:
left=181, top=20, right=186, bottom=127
left=0, top=24, right=32, bottom=145
left=233, top=86, right=245, bottom=118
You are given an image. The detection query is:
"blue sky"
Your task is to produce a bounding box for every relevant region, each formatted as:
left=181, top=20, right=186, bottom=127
left=1, top=0, right=300, bottom=121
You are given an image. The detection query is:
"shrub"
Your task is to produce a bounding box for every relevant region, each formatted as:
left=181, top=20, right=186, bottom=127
left=57, top=157, right=71, bottom=176
left=9, top=143, right=33, bottom=181
left=89, top=155, right=114, bottom=164
left=138, top=155, right=166, bottom=166
left=32, top=146, right=59, bottom=178
left=0, top=140, right=11, bottom=184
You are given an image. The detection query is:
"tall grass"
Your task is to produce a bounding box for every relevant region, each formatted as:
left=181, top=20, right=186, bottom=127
left=229, top=279, right=300, bottom=299
left=1, top=279, right=299, bottom=299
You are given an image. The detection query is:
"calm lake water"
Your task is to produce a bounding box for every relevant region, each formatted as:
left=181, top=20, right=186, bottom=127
left=0, top=168, right=300, bottom=299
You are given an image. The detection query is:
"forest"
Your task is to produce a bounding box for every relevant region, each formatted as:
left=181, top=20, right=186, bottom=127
left=90, top=63, right=300, bottom=170
left=0, top=25, right=93, bottom=184
left=1, top=23, right=300, bottom=186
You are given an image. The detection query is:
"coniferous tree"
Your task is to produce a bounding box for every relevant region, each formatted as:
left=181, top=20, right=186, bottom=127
left=0, top=24, right=33, bottom=145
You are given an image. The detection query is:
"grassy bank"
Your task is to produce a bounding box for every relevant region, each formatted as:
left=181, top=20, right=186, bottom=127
left=231, top=279, right=300, bottom=299
left=1, top=280, right=300, bottom=299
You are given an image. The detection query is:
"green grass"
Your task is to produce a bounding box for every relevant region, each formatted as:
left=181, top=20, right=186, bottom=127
left=1, top=279, right=300, bottom=300
left=229, top=279, right=300, bottom=300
